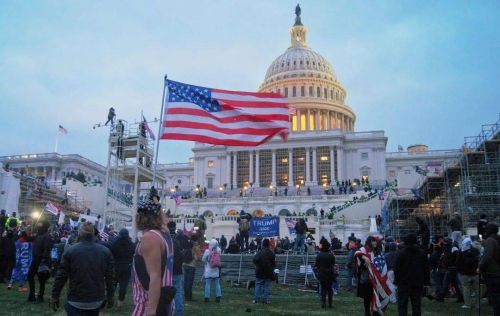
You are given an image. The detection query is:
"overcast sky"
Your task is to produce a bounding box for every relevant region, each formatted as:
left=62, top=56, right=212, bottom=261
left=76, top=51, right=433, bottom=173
left=1, top=1, right=499, bottom=166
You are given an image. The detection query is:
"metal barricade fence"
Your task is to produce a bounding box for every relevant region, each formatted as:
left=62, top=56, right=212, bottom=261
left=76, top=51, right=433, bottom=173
left=193, top=252, right=349, bottom=288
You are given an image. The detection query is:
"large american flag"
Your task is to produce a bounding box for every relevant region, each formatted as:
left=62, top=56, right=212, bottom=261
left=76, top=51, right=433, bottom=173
left=161, top=80, right=289, bottom=146
left=355, top=246, right=392, bottom=314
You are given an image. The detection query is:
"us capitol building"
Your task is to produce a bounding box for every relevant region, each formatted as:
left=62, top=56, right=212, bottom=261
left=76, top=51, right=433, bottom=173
left=158, top=7, right=455, bottom=219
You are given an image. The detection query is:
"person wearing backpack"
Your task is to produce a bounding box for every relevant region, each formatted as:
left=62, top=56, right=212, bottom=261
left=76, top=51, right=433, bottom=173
left=202, top=239, right=222, bottom=303
left=478, top=223, right=500, bottom=315
left=456, top=237, right=480, bottom=309
left=238, top=216, right=250, bottom=251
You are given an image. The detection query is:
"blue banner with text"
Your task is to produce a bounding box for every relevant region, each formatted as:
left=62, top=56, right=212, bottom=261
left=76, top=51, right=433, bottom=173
left=250, top=216, right=280, bottom=237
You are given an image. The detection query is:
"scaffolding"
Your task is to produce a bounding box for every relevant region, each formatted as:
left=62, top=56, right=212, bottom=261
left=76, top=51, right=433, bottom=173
left=103, top=118, right=165, bottom=236
left=388, top=114, right=500, bottom=238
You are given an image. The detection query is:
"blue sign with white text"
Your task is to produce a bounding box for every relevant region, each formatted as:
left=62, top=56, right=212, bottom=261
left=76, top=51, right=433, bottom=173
left=250, top=216, right=280, bottom=237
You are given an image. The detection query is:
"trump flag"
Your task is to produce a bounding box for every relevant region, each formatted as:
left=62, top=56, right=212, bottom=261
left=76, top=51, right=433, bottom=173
left=161, top=80, right=289, bottom=146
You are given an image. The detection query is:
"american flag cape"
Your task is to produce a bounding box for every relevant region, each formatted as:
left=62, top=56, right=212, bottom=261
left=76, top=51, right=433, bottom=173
left=355, top=246, right=393, bottom=314
left=161, top=80, right=289, bottom=146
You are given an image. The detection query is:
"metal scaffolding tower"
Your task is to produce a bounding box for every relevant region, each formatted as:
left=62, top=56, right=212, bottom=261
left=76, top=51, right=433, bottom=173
left=103, top=119, right=165, bottom=236
left=388, top=114, right=500, bottom=238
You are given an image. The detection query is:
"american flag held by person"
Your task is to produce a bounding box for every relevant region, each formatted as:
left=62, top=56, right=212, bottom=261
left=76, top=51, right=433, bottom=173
left=355, top=246, right=393, bottom=314
left=161, top=80, right=290, bottom=146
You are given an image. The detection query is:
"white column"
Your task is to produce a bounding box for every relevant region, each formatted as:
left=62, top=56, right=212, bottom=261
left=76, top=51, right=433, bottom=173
left=337, top=146, right=344, bottom=181
left=305, top=147, right=311, bottom=185
left=254, top=151, right=260, bottom=187
left=329, top=146, right=335, bottom=183
left=51, top=167, right=56, bottom=183
left=288, top=150, right=293, bottom=186
left=312, top=147, right=318, bottom=185
left=232, top=153, right=238, bottom=188
left=271, top=150, right=276, bottom=186
left=249, top=151, right=254, bottom=185
left=225, top=153, right=231, bottom=186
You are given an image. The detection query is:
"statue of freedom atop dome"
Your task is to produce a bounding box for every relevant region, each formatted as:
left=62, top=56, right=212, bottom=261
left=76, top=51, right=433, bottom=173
left=295, top=4, right=302, bottom=26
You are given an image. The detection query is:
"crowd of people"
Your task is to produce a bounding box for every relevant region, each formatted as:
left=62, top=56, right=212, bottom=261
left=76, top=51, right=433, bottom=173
left=1, top=199, right=499, bottom=316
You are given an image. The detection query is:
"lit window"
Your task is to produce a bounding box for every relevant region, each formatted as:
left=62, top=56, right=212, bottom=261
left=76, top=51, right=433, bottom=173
left=207, top=160, right=214, bottom=168
left=320, top=156, right=328, bottom=161
left=298, top=157, right=305, bottom=162
left=281, top=158, right=288, bottom=163
left=300, top=113, right=306, bottom=130
left=292, top=115, right=297, bottom=131
left=361, top=152, right=368, bottom=160
left=309, top=112, right=315, bottom=130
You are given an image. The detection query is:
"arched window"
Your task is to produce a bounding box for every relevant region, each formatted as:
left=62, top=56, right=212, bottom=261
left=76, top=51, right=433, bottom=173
left=284, top=87, right=288, bottom=97
left=324, top=88, right=328, bottom=99
left=292, top=86, right=296, bottom=97
left=330, top=90, right=334, bottom=99
left=317, top=87, right=321, bottom=98
left=301, top=86, right=305, bottom=97
left=309, top=86, right=313, bottom=96
left=277, top=88, right=281, bottom=95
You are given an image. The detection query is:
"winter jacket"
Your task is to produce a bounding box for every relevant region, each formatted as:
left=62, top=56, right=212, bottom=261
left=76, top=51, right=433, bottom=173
left=253, top=247, right=276, bottom=280
left=456, top=248, right=480, bottom=276
left=479, top=235, right=500, bottom=276
left=32, top=232, right=53, bottom=262
left=477, top=219, right=488, bottom=238
left=109, top=236, right=134, bottom=265
left=52, top=239, right=115, bottom=303
left=394, top=244, right=428, bottom=287
left=385, top=252, right=398, bottom=271
left=315, top=251, right=335, bottom=282
left=448, top=217, right=463, bottom=232
left=294, top=221, right=307, bottom=235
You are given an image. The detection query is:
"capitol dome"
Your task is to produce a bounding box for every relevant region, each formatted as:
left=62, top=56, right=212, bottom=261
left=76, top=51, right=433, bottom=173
left=259, top=5, right=355, bottom=133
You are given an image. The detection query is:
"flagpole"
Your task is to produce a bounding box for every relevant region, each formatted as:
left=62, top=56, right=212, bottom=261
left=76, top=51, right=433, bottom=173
left=152, top=74, right=168, bottom=187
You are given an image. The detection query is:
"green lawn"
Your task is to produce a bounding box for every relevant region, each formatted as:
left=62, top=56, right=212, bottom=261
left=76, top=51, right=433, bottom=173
left=0, top=280, right=492, bottom=315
